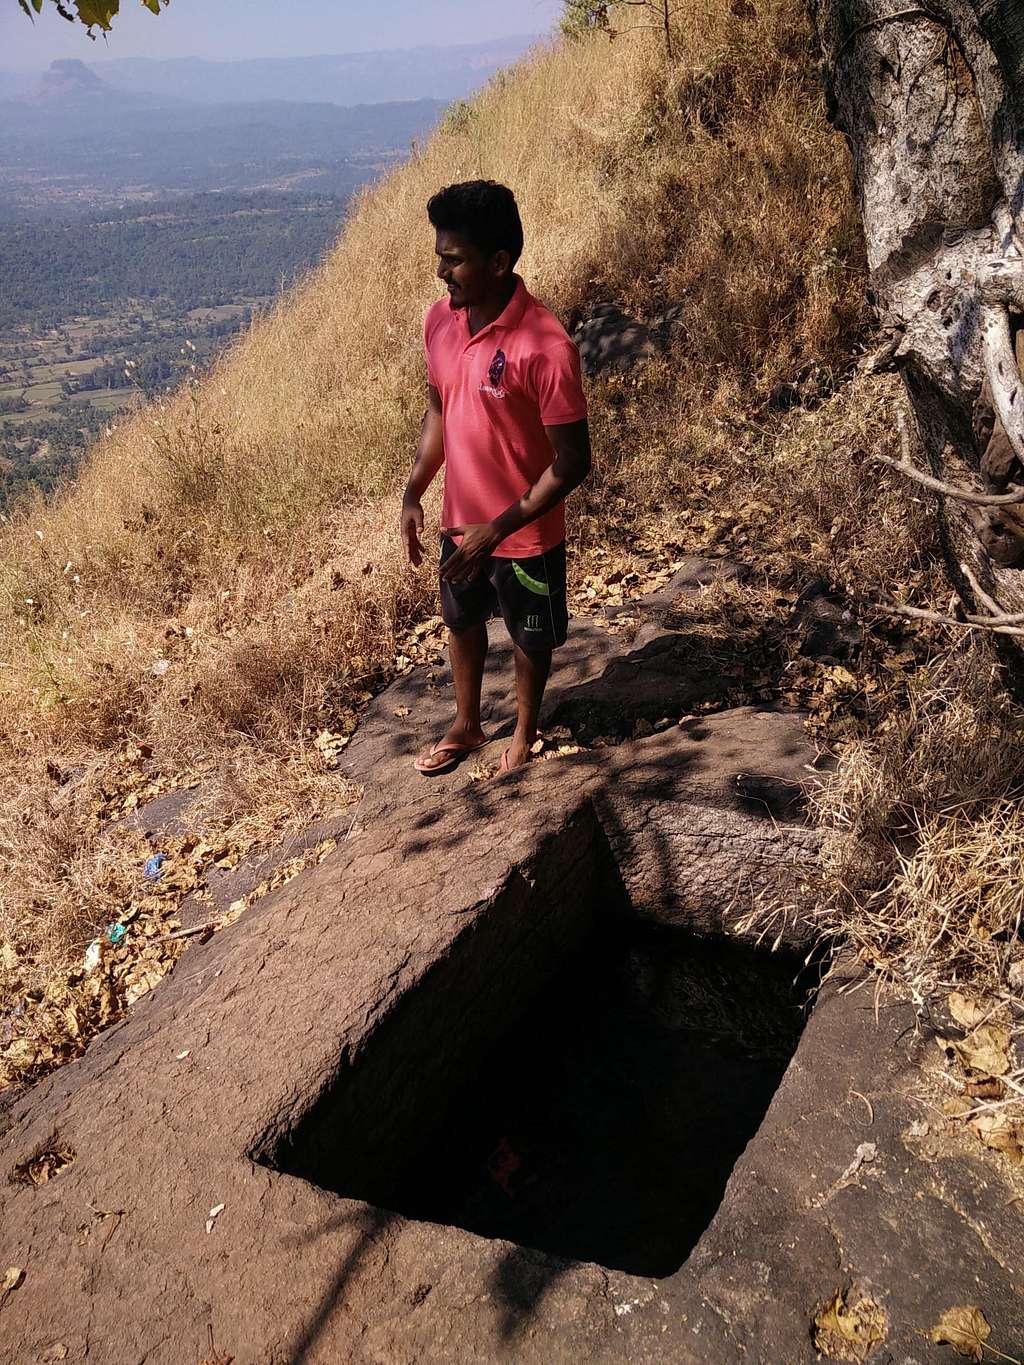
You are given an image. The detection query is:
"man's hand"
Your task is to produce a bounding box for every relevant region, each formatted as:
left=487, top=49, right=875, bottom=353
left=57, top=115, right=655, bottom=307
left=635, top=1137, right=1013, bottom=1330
left=440, top=523, right=501, bottom=583
left=401, top=386, right=444, bottom=569
left=401, top=495, right=425, bottom=567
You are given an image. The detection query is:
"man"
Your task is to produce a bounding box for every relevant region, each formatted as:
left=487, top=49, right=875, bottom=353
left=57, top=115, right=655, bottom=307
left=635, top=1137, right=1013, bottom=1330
left=401, top=179, right=592, bottom=774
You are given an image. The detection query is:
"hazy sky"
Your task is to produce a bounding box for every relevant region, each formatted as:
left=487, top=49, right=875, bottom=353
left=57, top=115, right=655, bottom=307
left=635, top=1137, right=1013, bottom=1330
left=3, top=0, right=561, bottom=70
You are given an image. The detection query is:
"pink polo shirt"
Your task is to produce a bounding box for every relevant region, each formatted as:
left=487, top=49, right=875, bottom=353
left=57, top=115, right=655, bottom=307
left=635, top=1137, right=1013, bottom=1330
left=423, top=276, right=587, bottom=559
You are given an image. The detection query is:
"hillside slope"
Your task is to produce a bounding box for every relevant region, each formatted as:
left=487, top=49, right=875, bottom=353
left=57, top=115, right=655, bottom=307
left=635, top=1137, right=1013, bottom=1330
left=6, top=0, right=1012, bottom=1089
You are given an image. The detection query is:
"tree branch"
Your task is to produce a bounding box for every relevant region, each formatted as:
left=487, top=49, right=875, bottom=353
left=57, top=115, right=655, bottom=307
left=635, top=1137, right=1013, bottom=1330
left=877, top=598, right=1024, bottom=636
left=961, top=561, right=1005, bottom=616
left=872, top=451, right=1024, bottom=504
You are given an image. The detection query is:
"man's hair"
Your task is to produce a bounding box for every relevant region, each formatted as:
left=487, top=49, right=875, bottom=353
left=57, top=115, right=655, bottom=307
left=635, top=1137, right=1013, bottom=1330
left=427, top=180, right=524, bottom=266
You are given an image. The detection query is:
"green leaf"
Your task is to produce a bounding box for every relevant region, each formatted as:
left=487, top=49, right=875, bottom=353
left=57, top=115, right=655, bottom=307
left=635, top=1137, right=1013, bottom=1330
left=17, top=0, right=168, bottom=28
left=74, top=0, right=120, bottom=30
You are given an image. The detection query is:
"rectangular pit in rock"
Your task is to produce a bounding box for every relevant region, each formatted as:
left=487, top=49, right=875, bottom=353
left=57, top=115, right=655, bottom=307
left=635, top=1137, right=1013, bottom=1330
left=260, top=873, right=807, bottom=1278
left=390, top=922, right=806, bottom=1277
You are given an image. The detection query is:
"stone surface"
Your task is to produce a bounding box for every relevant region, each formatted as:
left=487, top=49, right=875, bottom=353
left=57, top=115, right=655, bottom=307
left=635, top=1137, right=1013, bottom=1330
left=572, top=302, right=684, bottom=377
left=1, top=561, right=1021, bottom=1363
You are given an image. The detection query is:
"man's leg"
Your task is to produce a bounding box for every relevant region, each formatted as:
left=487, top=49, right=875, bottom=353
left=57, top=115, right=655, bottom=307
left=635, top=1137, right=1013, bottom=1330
left=447, top=620, right=489, bottom=742
left=416, top=620, right=489, bottom=771
left=416, top=534, right=496, bottom=773
left=504, top=643, right=552, bottom=770
left=492, top=543, right=567, bottom=772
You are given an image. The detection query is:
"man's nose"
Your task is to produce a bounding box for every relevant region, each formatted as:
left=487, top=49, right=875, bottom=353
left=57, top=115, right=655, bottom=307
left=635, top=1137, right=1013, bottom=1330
left=437, top=261, right=449, bottom=282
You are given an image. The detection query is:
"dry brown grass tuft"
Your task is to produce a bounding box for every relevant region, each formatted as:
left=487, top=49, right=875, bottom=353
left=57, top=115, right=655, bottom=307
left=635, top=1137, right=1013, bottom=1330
left=804, top=650, right=1024, bottom=1000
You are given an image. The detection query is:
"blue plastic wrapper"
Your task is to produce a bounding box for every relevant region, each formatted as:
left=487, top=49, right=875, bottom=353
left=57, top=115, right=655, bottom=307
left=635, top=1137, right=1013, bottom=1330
left=106, top=922, right=128, bottom=945
left=143, top=853, right=166, bottom=881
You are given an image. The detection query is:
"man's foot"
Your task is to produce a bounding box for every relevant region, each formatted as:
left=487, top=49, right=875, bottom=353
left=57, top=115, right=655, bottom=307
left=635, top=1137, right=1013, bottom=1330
left=414, top=723, right=487, bottom=774
left=500, top=731, right=539, bottom=772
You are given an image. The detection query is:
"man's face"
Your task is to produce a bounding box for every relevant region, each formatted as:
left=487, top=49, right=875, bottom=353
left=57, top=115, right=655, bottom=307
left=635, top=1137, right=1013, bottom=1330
left=434, top=228, right=508, bottom=309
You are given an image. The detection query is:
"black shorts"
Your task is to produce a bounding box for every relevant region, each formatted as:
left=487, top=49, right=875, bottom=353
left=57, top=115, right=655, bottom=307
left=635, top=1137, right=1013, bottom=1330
left=439, top=536, right=569, bottom=651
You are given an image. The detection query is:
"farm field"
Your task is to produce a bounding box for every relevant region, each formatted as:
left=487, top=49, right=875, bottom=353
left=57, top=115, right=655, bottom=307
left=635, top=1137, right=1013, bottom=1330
left=0, top=186, right=347, bottom=510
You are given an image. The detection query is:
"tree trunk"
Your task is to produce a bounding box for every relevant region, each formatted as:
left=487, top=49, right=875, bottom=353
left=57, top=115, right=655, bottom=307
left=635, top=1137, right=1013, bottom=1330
left=809, top=0, right=1024, bottom=685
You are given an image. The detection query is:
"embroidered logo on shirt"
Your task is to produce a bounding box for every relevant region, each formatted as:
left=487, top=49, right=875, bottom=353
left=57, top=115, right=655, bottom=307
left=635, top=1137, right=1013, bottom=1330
left=479, top=348, right=508, bottom=399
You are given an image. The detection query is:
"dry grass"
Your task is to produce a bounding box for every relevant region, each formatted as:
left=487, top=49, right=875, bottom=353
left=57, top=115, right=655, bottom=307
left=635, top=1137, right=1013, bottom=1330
left=806, top=650, right=1024, bottom=1001
left=0, top=0, right=869, bottom=1011
left=10, top=0, right=1017, bottom=1067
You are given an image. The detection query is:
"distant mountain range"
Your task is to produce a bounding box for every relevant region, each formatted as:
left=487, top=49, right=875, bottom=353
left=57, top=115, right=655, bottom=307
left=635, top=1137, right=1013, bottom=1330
left=0, top=36, right=539, bottom=107
left=0, top=68, right=445, bottom=212
left=0, top=38, right=539, bottom=214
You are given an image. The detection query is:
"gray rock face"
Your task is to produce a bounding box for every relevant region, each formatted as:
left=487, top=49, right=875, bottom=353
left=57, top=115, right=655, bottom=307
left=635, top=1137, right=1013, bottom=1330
left=573, top=303, right=683, bottom=376
left=1, top=562, right=1020, bottom=1362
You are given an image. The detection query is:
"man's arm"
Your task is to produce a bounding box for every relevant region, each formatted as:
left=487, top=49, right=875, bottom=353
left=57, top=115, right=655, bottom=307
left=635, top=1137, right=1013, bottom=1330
left=401, top=383, right=444, bottom=567
left=440, top=418, right=592, bottom=584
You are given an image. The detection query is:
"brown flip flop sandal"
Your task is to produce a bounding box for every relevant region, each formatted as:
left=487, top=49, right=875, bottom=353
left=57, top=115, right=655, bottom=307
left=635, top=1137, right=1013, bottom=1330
left=498, top=734, right=545, bottom=773
left=414, top=737, right=488, bottom=775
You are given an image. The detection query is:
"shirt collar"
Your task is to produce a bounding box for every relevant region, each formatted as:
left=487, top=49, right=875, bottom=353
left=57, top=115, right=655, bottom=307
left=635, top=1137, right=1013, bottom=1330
left=456, top=275, right=529, bottom=337
left=493, top=276, right=528, bottom=330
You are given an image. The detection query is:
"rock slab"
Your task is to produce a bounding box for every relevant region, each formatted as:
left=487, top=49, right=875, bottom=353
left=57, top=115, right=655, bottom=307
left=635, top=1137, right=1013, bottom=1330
left=1, top=563, right=1021, bottom=1364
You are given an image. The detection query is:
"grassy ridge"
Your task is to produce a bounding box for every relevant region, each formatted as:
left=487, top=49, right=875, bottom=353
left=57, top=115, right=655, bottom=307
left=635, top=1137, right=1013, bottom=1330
left=3, top=1, right=929, bottom=1040
left=0, top=5, right=862, bottom=735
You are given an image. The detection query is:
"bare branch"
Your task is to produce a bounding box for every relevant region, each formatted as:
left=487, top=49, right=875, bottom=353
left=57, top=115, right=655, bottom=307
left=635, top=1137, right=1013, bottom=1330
left=871, top=451, right=1024, bottom=504
left=960, top=562, right=1004, bottom=617
left=877, top=598, right=1024, bottom=636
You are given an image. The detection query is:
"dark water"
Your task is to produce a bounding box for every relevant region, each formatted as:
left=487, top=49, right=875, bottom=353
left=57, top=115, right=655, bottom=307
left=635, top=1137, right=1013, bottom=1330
left=394, top=922, right=808, bottom=1277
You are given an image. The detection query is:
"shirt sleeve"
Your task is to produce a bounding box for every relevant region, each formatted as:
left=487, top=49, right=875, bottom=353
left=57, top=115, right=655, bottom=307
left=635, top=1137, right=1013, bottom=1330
left=529, top=340, right=588, bottom=425
left=423, top=310, right=438, bottom=389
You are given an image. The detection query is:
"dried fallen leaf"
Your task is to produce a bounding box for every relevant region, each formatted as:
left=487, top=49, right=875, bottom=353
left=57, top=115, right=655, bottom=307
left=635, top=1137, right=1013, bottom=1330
left=467, top=762, right=497, bottom=782
left=929, top=1305, right=991, bottom=1361
left=952, top=1024, right=1012, bottom=1077
left=11, top=1142, right=74, bottom=1186
left=41, top=1345, right=68, bottom=1363
left=966, top=1076, right=1006, bottom=1100
left=393, top=706, right=410, bottom=718
left=813, top=1288, right=887, bottom=1361
left=969, top=1112, right=1024, bottom=1165
left=948, top=992, right=988, bottom=1031
left=0, top=1266, right=25, bottom=1308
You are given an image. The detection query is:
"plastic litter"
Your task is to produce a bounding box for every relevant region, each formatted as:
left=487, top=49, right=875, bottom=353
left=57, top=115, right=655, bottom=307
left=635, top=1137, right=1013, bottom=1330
left=143, top=853, right=166, bottom=881
left=83, top=941, right=103, bottom=973
left=106, top=922, right=128, bottom=945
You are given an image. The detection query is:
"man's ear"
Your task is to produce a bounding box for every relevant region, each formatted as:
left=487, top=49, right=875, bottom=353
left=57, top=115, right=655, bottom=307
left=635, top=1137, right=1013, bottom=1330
left=491, top=248, right=512, bottom=278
